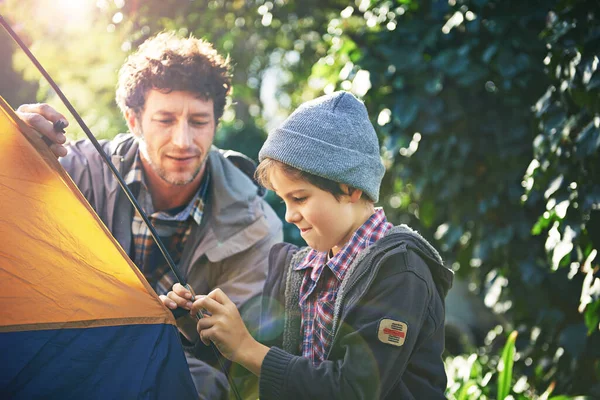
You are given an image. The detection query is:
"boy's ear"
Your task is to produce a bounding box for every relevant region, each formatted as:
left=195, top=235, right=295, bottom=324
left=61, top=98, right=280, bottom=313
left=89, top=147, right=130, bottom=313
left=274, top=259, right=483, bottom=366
left=349, top=188, right=364, bottom=203
left=341, top=184, right=364, bottom=203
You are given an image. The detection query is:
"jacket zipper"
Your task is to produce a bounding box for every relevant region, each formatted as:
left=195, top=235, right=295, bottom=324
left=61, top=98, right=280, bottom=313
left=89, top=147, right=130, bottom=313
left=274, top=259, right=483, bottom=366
left=326, top=242, right=407, bottom=359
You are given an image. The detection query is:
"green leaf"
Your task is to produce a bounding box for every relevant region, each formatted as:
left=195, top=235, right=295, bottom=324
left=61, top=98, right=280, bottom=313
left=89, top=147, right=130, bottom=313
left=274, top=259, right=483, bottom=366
left=584, top=299, right=600, bottom=335
left=497, top=331, right=517, bottom=400
left=544, top=175, right=564, bottom=199
left=393, top=98, right=419, bottom=128
left=575, top=120, right=600, bottom=158
left=482, top=44, right=498, bottom=64
left=532, top=212, right=553, bottom=235
left=457, top=380, right=478, bottom=400
left=425, top=74, right=443, bottom=95
left=418, top=200, right=436, bottom=228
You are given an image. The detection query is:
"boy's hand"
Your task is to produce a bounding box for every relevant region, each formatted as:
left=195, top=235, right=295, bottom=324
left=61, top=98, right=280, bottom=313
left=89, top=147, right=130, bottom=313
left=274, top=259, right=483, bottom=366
left=191, top=288, right=270, bottom=376
left=192, top=288, right=251, bottom=361
left=159, top=283, right=194, bottom=310
left=16, top=103, right=68, bottom=158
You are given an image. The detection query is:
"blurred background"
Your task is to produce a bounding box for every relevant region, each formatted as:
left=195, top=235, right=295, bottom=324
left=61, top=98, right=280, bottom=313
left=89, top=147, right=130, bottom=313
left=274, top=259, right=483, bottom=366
left=1, top=0, right=598, bottom=398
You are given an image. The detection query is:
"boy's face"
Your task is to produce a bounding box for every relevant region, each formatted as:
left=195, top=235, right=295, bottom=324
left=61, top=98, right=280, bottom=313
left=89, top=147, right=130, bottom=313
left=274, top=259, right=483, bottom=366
left=127, top=89, right=216, bottom=187
left=269, top=166, right=361, bottom=254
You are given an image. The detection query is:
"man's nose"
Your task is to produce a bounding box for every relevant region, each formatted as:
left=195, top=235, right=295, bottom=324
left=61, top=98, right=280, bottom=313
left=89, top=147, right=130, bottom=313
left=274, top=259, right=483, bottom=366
left=171, top=121, right=192, bottom=148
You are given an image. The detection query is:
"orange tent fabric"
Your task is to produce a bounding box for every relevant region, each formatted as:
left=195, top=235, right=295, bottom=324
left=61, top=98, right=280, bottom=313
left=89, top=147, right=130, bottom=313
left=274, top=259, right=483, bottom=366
left=0, top=96, right=196, bottom=398
left=0, top=97, right=175, bottom=331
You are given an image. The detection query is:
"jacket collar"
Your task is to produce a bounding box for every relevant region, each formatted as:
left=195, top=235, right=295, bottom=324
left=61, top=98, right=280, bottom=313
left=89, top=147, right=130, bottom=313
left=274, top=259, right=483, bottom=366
left=110, top=135, right=272, bottom=263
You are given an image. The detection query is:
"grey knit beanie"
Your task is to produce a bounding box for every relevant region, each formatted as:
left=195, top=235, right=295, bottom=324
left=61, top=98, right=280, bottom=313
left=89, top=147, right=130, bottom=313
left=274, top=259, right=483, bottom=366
left=259, top=91, right=385, bottom=202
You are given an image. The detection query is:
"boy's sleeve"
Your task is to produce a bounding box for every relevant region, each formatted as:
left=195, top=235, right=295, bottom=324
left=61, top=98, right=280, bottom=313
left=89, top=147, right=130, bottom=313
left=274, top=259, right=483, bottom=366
left=259, top=250, right=446, bottom=400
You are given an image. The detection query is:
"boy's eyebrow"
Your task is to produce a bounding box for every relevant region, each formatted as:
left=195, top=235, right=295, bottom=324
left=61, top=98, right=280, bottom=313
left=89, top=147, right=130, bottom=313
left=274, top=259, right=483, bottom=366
left=278, top=188, right=308, bottom=198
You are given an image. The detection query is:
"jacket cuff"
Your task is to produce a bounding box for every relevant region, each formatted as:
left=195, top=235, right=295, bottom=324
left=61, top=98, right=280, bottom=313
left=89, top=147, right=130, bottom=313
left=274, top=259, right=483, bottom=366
left=181, top=338, right=208, bottom=361
left=259, top=347, right=294, bottom=400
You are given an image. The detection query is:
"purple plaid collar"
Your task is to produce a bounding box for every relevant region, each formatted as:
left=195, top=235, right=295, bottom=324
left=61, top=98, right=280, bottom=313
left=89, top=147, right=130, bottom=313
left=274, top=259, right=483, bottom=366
left=295, top=208, right=391, bottom=282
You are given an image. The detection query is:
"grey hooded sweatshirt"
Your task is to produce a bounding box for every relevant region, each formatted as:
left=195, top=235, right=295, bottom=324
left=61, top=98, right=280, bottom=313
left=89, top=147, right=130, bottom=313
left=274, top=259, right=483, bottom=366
left=258, top=225, right=453, bottom=400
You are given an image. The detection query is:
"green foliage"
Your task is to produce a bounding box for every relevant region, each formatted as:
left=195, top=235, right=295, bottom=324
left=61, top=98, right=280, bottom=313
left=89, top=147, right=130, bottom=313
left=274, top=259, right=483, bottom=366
left=525, top=0, right=600, bottom=338
left=1, top=0, right=130, bottom=140
left=295, top=0, right=599, bottom=396
left=497, top=331, right=518, bottom=400
left=446, top=330, right=520, bottom=399
left=0, top=32, right=37, bottom=107
left=446, top=330, right=593, bottom=399
left=2, top=0, right=599, bottom=397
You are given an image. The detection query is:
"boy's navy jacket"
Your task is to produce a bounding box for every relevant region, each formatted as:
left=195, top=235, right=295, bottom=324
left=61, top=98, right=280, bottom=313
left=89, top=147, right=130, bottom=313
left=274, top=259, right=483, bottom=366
left=257, top=225, right=454, bottom=400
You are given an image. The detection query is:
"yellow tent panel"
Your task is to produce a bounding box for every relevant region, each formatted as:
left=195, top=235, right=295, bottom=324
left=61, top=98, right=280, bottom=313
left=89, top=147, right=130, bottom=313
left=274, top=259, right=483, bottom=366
left=0, top=97, right=175, bottom=332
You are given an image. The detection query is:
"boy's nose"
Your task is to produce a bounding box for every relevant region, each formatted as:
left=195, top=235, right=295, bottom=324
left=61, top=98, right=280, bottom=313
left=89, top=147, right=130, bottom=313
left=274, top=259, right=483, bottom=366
left=285, top=208, right=301, bottom=224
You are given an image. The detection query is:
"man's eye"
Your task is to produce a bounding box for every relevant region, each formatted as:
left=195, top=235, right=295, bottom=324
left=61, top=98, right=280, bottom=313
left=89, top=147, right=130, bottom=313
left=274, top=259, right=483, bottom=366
left=155, top=119, right=173, bottom=124
left=191, top=120, right=209, bottom=126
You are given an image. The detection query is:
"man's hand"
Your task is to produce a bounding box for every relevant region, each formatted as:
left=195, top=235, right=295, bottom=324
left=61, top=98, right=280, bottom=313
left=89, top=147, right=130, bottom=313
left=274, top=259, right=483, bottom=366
left=16, top=103, right=68, bottom=158
left=159, top=282, right=194, bottom=310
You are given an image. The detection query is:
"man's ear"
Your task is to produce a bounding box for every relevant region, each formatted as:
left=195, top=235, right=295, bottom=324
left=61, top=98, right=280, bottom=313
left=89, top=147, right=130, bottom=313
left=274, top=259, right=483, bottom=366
left=125, top=109, right=140, bottom=137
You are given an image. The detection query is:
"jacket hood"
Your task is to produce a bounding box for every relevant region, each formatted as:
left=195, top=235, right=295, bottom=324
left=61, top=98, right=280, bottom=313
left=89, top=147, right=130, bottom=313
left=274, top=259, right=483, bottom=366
left=108, top=136, right=265, bottom=238
left=103, top=135, right=280, bottom=262
left=204, top=147, right=265, bottom=239
left=384, top=225, right=454, bottom=298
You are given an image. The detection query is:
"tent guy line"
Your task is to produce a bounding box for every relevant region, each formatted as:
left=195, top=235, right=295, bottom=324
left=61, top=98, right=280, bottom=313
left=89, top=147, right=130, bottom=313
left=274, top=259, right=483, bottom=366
left=0, top=13, right=183, bottom=286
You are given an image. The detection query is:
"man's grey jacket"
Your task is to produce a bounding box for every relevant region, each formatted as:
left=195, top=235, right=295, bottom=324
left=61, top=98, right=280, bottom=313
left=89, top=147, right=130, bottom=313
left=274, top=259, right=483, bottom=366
left=60, top=133, right=283, bottom=325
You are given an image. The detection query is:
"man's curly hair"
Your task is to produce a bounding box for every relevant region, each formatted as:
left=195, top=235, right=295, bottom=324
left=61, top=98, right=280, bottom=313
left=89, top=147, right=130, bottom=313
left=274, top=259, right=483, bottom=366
left=116, top=32, right=231, bottom=121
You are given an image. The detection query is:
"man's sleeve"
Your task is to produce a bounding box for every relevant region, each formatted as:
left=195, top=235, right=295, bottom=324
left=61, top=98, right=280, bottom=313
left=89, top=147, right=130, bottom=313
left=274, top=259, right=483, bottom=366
left=210, top=218, right=282, bottom=332
left=58, top=139, right=97, bottom=206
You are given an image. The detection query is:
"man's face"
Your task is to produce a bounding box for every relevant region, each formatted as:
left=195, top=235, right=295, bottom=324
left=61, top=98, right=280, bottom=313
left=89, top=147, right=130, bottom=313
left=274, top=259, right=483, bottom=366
left=128, top=89, right=216, bottom=187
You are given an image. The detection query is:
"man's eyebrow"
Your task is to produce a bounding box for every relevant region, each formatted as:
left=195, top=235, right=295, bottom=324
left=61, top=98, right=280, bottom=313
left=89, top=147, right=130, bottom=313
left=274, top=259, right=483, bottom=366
left=152, top=110, right=213, bottom=117
left=189, top=112, right=213, bottom=118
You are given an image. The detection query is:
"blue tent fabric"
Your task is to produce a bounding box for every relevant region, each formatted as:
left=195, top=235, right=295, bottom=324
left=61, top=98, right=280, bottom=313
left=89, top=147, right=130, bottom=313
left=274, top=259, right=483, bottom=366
left=1, top=324, right=197, bottom=399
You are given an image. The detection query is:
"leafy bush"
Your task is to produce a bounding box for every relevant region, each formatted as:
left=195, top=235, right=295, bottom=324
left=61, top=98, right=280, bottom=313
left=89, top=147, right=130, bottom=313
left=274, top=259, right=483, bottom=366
left=3, top=0, right=598, bottom=397
left=447, top=330, right=594, bottom=399
left=294, top=0, right=599, bottom=396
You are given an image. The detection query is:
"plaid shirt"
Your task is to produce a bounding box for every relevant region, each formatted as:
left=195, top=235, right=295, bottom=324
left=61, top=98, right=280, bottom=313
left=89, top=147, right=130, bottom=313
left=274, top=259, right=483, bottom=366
left=295, top=207, right=393, bottom=366
left=125, top=153, right=209, bottom=296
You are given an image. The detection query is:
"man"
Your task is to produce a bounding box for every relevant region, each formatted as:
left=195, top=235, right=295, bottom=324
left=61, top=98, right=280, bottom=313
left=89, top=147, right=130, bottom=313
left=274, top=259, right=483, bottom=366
left=17, top=32, right=283, bottom=399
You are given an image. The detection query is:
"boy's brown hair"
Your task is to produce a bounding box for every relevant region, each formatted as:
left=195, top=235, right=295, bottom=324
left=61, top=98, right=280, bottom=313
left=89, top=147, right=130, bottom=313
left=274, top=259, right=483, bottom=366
left=116, top=31, right=231, bottom=121
left=255, top=158, right=367, bottom=201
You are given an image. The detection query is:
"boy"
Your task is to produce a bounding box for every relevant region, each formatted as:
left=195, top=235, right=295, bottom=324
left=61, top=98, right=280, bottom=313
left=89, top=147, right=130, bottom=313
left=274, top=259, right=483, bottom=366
left=165, top=91, right=454, bottom=399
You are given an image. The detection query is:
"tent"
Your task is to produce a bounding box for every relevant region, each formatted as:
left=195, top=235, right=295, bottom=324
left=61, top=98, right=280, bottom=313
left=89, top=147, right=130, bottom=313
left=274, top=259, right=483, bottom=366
left=0, top=97, right=197, bottom=399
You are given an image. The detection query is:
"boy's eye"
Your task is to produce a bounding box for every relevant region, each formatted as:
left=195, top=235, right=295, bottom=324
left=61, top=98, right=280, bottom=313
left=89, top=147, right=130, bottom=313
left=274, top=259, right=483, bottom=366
left=293, top=196, right=307, bottom=203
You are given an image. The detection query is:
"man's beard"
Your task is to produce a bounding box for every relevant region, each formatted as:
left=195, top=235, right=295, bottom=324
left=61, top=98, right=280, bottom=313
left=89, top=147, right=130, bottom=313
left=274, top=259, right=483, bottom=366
left=152, top=156, right=206, bottom=186
left=136, top=129, right=206, bottom=186
left=141, top=147, right=207, bottom=186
